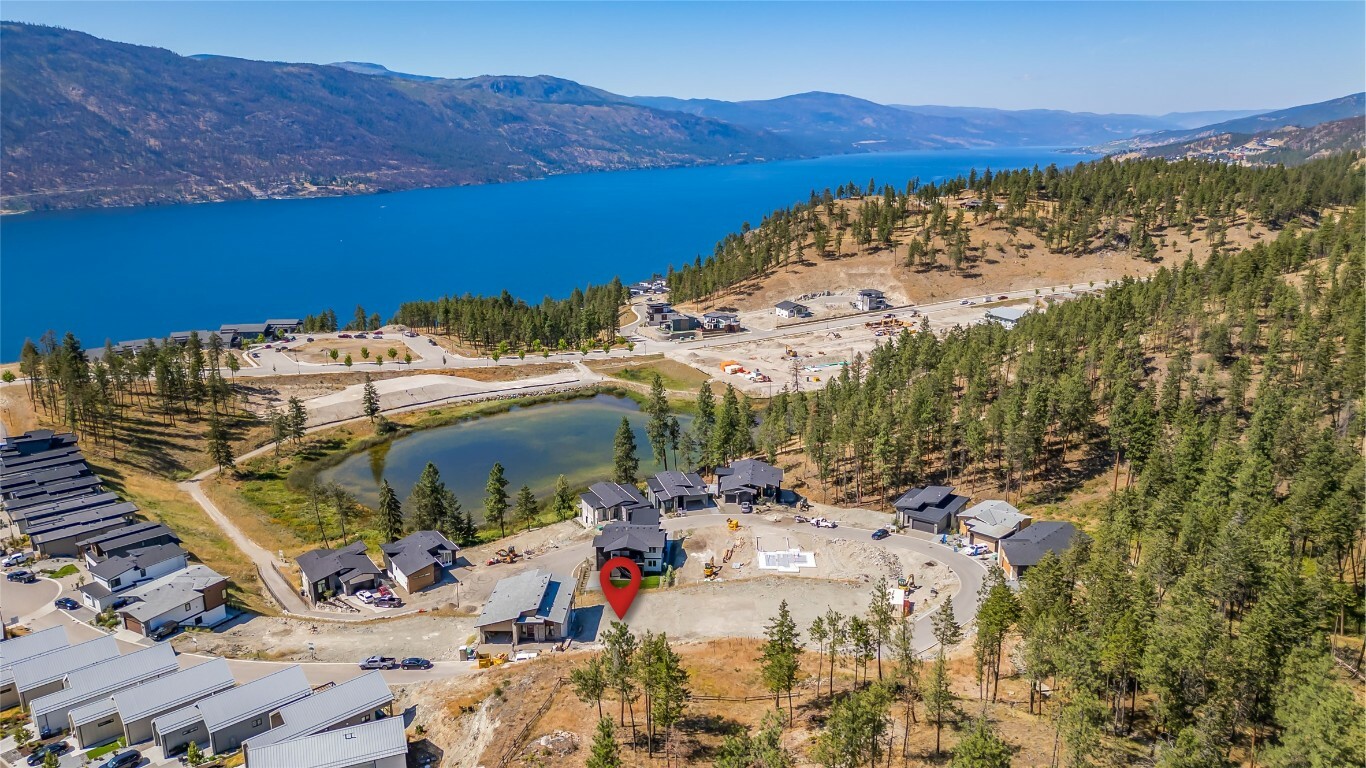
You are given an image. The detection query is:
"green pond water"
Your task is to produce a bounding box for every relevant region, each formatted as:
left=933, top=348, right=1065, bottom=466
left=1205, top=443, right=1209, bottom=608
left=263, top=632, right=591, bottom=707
left=319, top=394, right=689, bottom=519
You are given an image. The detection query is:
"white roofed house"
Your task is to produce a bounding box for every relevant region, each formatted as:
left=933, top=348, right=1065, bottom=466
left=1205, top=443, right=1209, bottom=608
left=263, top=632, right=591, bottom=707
left=9, top=636, right=120, bottom=711
left=0, top=626, right=70, bottom=709
left=242, top=671, right=395, bottom=757
left=476, top=569, right=575, bottom=647
left=579, top=481, right=652, bottom=527
left=153, top=664, right=313, bottom=757
left=117, top=564, right=230, bottom=638
left=245, top=717, right=407, bottom=768
left=79, top=543, right=189, bottom=611
left=69, top=657, right=236, bottom=749
left=985, top=305, right=1031, bottom=330
left=956, top=500, right=1032, bottom=552
left=28, top=643, right=179, bottom=737
left=380, top=530, right=458, bottom=593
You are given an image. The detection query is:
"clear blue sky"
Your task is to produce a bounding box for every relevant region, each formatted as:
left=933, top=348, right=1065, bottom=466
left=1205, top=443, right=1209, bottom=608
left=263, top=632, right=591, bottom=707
left=5, top=1, right=1363, bottom=113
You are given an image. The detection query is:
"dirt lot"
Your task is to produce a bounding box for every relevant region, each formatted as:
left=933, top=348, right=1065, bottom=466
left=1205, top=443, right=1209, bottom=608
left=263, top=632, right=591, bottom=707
left=584, top=355, right=714, bottom=395
left=286, top=338, right=406, bottom=364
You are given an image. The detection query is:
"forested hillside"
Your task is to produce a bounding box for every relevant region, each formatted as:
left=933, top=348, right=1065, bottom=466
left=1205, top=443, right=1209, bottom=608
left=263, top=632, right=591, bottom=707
left=0, top=23, right=795, bottom=211
left=665, top=154, right=1364, bottom=303
left=1132, top=116, right=1366, bottom=166
left=749, top=196, right=1364, bottom=763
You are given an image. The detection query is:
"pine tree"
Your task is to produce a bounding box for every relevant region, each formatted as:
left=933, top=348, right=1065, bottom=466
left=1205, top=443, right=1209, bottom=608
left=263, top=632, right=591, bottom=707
left=286, top=396, right=308, bottom=444
left=207, top=413, right=234, bottom=473
left=552, top=474, right=576, bottom=521
left=586, top=717, right=622, bottom=768
left=361, top=375, right=380, bottom=421
left=613, top=417, right=639, bottom=484
left=645, top=373, right=672, bottom=470
left=571, top=653, right=609, bottom=720
left=758, top=600, right=802, bottom=721
left=951, top=716, right=1012, bottom=768
left=377, top=480, right=403, bottom=542
left=484, top=462, right=509, bottom=538
left=867, top=576, right=895, bottom=681
left=514, top=484, right=539, bottom=531
left=406, top=462, right=446, bottom=531
left=925, top=653, right=955, bottom=756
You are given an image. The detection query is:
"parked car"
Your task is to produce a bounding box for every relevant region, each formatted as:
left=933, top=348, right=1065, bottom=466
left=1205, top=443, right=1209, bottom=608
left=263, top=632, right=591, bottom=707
left=960, top=299, right=971, bottom=305
left=792, top=514, right=810, bottom=523
left=428, top=339, right=437, bottom=345
left=96, top=749, right=141, bottom=768
left=54, top=597, right=79, bottom=610
left=354, top=333, right=368, bottom=339
left=375, top=596, right=403, bottom=608
left=883, top=313, right=894, bottom=318
left=811, top=518, right=838, bottom=529
left=263, top=343, right=272, bottom=348
left=740, top=501, right=752, bottom=514
left=871, top=528, right=891, bottom=541
left=27, top=741, right=70, bottom=766
left=306, top=336, right=315, bottom=342
left=338, top=333, right=352, bottom=339
left=359, top=656, right=400, bottom=670
left=372, top=333, right=383, bottom=338
left=7, top=569, right=35, bottom=583
left=401, top=657, right=432, bottom=670
left=355, top=590, right=377, bottom=604
left=3, top=552, right=27, bottom=567
left=149, top=621, right=179, bottom=641
left=998, top=295, right=1009, bottom=300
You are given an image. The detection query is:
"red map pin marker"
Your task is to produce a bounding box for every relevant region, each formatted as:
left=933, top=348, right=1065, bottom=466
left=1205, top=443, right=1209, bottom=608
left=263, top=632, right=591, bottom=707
left=600, top=556, right=643, bottom=620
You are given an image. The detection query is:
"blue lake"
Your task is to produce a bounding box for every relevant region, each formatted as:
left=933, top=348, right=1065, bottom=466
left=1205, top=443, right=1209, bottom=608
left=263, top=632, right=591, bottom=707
left=0, top=148, right=1094, bottom=359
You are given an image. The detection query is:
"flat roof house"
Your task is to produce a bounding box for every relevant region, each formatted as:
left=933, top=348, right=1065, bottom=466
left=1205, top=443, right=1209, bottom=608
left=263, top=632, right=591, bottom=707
left=774, top=301, right=810, bottom=319
left=0, top=627, right=70, bottom=709
left=245, top=716, right=407, bottom=768
left=118, top=564, right=230, bottom=637
left=645, top=471, right=709, bottom=512
left=243, top=671, right=394, bottom=755
left=999, top=522, right=1086, bottom=580
left=297, top=541, right=383, bottom=603
left=69, top=657, right=236, bottom=749
left=0, top=429, right=78, bottom=458
left=380, top=530, right=458, bottom=594
left=894, top=485, right=970, bottom=534
left=80, top=543, right=189, bottom=612
left=10, top=636, right=120, bottom=711
left=985, top=306, right=1031, bottom=330
left=857, top=289, right=888, bottom=311
left=957, top=500, right=1031, bottom=552
left=594, top=520, right=668, bottom=575
left=29, top=643, right=179, bottom=736
left=80, top=521, right=182, bottom=566
left=154, top=664, right=313, bottom=757
left=714, top=459, right=783, bottom=504
left=476, top=569, right=574, bottom=647
left=579, top=481, right=652, bottom=527
left=10, top=491, right=121, bottom=529
left=264, top=319, right=302, bottom=335
left=701, top=312, right=741, bottom=331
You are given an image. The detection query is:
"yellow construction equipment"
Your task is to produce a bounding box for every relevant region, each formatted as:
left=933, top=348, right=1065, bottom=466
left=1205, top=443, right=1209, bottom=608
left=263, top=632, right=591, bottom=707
left=488, top=546, right=520, bottom=565
left=726, top=518, right=740, bottom=531
left=702, top=561, right=720, bottom=578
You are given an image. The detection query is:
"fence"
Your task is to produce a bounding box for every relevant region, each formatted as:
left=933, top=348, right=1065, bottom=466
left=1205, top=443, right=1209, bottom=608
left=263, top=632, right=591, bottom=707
left=496, top=676, right=567, bottom=768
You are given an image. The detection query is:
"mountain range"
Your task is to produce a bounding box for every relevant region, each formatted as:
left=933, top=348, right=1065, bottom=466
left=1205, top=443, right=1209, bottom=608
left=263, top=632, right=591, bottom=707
left=1, top=22, right=1360, bottom=212
left=1083, top=93, right=1365, bottom=153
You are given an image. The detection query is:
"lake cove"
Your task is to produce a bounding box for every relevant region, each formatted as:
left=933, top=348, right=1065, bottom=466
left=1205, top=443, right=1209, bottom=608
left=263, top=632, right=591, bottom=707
left=319, top=393, right=692, bottom=520
left=0, top=148, right=1095, bottom=359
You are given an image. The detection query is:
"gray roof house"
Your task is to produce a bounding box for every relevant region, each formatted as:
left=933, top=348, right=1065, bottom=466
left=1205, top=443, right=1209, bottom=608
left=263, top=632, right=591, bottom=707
left=80, top=521, right=181, bottom=564
left=893, top=485, right=970, bottom=534
left=10, top=636, right=120, bottom=710
left=774, top=300, right=810, bottom=318
left=579, top=481, right=652, bottom=526
left=296, top=540, right=383, bottom=603
left=594, top=522, right=668, bottom=575
left=69, top=657, right=236, bottom=749
left=0, top=627, right=70, bottom=709
left=714, top=459, right=783, bottom=504
left=380, top=530, right=458, bottom=594
left=476, top=569, right=575, bottom=647
left=243, top=671, right=394, bottom=753
left=645, top=471, right=709, bottom=512
left=118, top=564, right=230, bottom=637
left=985, top=305, right=1031, bottom=330
left=154, top=664, right=313, bottom=757
left=245, top=716, right=408, bottom=768
left=29, top=643, right=179, bottom=736
left=81, top=543, right=189, bottom=611
left=957, top=500, right=1032, bottom=551
left=999, top=522, right=1086, bottom=580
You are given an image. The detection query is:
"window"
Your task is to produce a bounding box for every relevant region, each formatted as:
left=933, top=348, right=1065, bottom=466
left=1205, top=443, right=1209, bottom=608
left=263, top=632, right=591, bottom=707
left=183, top=602, right=193, bottom=611
left=182, top=726, right=200, bottom=735
left=98, top=718, right=115, bottom=727
left=251, top=717, right=263, bottom=728
left=110, top=577, right=122, bottom=587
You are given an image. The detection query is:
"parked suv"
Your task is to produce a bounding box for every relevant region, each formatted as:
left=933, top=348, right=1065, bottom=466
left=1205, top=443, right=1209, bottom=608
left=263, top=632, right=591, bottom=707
left=97, top=749, right=141, bottom=768
left=149, top=621, right=179, bottom=641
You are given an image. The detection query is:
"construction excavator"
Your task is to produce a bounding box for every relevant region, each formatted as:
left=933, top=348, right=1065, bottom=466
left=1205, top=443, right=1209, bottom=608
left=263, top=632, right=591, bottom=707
left=486, top=546, right=520, bottom=566
left=702, top=561, right=720, bottom=578
left=727, top=518, right=740, bottom=531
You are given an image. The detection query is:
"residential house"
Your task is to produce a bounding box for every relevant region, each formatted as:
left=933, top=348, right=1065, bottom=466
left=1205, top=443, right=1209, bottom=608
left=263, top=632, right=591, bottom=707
left=579, top=481, right=652, bottom=527
left=154, top=665, right=313, bottom=757
left=957, top=500, right=1031, bottom=552
left=296, top=541, right=383, bottom=603
left=475, top=570, right=574, bottom=646
left=0, top=430, right=78, bottom=459
left=985, top=306, right=1030, bottom=330
left=242, top=671, right=394, bottom=755
left=999, top=522, right=1086, bottom=580
left=856, top=289, right=888, bottom=311
left=645, top=471, right=710, bottom=512
left=9, top=637, right=119, bottom=710
left=380, top=530, right=458, bottom=593
left=893, top=485, right=969, bottom=534
left=11, top=492, right=122, bottom=531
left=714, top=459, right=783, bottom=504
left=118, top=564, right=230, bottom=637
left=264, top=319, right=302, bottom=335
left=701, top=312, right=741, bottom=331
left=80, top=544, right=189, bottom=611
left=961, top=198, right=983, bottom=209
left=774, top=301, right=810, bottom=319
left=594, top=514, right=668, bottom=574
left=29, top=643, right=179, bottom=736
left=245, top=717, right=407, bottom=768
left=70, top=657, right=235, bottom=749
left=0, top=627, right=70, bottom=709
left=80, top=522, right=182, bottom=566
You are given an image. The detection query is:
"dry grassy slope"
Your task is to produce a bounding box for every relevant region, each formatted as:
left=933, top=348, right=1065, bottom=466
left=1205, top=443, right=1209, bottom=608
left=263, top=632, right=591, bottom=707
left=407, top=637, right=1136, bottom=768
left=680, top=193, right=1278, bottom=314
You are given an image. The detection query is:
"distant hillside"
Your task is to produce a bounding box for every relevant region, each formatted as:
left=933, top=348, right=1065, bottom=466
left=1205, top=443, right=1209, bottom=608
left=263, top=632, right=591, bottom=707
left=0, top=23, right=798, bottom=211
left=1087, top=93, right=1365, bottom=153
left=1130, top=116, right=1365, bottom=166
left=1154, top=108, right=1270, bottom=129
left=888, top=104, right=1177, bottom=145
